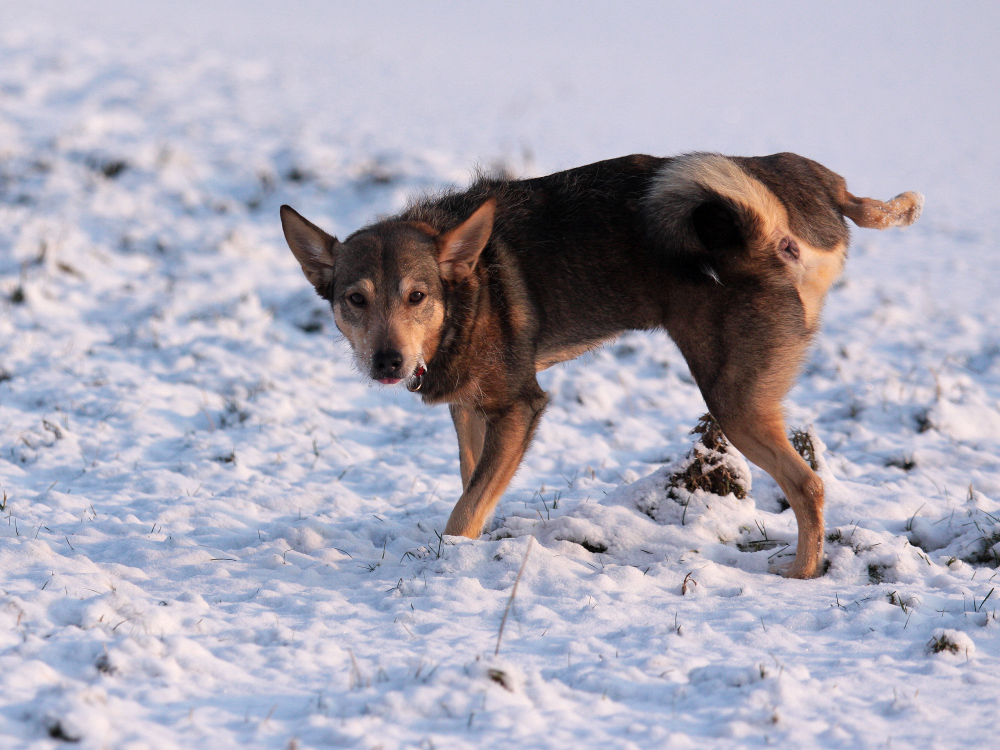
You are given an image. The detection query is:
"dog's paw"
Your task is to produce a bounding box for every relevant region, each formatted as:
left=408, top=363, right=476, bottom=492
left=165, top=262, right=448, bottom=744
left=772, top=555, right=826, bottom=579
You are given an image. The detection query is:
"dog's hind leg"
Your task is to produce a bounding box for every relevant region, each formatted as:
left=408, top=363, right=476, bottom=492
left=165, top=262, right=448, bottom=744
left=710, top=402, right=825, bottom=578
left=449, top=403, right=487, bottom=491
left=443, top=390, right=548, bottom=538
left=672, top=291, right=825, bottom=578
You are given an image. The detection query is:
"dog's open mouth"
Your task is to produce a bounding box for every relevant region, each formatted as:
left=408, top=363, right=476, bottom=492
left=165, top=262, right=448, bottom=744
left=376, top=365, right=426, bottom=390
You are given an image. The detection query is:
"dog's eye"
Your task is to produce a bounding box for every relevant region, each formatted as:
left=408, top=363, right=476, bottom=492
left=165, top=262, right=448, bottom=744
left=408, top=291, right=426, bottom=304
left=347, top=292, right=366, bottom=307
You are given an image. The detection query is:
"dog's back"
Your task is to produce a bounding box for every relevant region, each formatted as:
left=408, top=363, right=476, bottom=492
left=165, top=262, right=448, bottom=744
left=400, top=155, right=671, bottom=359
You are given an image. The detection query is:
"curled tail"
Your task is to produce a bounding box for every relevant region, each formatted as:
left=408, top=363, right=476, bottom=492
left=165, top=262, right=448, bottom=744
left=643, top=152, right=786, bottom=255
left=840, top=190, right=923, bottom=229
left=643, top=151, right=923, bottom=261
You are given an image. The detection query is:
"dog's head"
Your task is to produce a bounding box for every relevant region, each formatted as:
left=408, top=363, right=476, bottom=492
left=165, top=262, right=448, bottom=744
left=280, top=200, right=494, bottom=387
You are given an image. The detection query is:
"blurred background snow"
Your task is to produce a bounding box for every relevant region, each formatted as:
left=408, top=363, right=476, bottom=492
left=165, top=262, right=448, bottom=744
left=4, top=0, right=997, bottom=218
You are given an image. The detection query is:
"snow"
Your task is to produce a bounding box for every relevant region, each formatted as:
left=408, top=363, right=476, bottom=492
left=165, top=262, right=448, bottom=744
left=2, top=3, right=1000, bottom=748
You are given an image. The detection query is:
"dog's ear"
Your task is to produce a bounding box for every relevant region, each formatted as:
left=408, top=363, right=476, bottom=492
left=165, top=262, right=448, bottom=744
left=691, top=199, right=744, bottom=251
left=281, top=205, right=340, bottom=289
left=840, top=191, right=924, bottom=230
left=437, top=199, right=495, bottom=282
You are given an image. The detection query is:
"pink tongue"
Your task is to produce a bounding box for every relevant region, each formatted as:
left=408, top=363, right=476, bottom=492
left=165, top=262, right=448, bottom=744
left=379, top=377, right=401, bottom=385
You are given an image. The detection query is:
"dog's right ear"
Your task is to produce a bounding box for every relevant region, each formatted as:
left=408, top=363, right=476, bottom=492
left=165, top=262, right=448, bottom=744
left=280, top=205, right=340, bottom=289
left=437, top=199, right=495, bottom=282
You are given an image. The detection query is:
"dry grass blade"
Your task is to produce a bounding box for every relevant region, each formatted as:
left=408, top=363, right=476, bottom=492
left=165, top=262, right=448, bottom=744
left=495, top=536, right=534, bottom=656
left=681, top=571, right=698, bottom=595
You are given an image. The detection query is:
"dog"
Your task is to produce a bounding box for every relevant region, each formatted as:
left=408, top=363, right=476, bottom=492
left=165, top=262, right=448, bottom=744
left=280, top=152, right=922, bottom=578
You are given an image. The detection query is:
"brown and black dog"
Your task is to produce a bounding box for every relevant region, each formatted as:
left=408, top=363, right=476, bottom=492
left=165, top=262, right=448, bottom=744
left=280, top=152, right=922, bottom=578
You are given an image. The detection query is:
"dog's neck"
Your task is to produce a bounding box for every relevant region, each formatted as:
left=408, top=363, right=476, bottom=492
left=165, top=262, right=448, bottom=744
left=417, top=272, right=488, bottom=404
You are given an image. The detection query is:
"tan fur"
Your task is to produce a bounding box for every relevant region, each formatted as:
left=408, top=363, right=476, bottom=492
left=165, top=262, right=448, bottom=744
left=841, top=191, right=924, bottom=230
left=535, top=338, right=614, bottom=371
left=647, top=153, right=788, bottom=245
left=443, top=398, right=546, bottom=537
left=333, top=279, right=377, bottom=367
left=388, top=280, right=445, bottom=368
left=404, top=220, right=442, bottom=238
left=719, top=405, right=825, bottom=579
left=788, top=240, right=847, bottom=332
left=450, top=404, right=487, bottom=489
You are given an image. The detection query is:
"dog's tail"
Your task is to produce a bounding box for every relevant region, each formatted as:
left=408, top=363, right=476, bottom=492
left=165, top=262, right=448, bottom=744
left=643, top=152, right=923, bottom=260
left=839, top=190, right=923, bottom=230
left=643, top=153, right=793, bottom=258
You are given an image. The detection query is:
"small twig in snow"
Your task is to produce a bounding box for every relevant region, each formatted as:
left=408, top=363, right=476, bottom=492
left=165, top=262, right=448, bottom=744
left=495, top=536, right=534, bottom=656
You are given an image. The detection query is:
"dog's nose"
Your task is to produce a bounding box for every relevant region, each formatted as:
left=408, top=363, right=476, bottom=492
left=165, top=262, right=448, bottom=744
left=372, top=349, right=404, bottom=380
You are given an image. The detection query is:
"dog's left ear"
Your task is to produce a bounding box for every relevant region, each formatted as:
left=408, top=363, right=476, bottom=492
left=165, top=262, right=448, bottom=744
left=437, top=199, right=495, bottom=282
left=281, top=205, right=340, bottom=290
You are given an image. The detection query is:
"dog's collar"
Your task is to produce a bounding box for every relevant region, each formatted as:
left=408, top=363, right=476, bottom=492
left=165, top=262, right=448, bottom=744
left=406, top=365, right=427, bottom=392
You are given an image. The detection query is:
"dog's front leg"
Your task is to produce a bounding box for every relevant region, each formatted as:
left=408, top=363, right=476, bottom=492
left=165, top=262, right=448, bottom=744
left=443, top=393, right=548, bottom=538
left=449, top=403, right=487, bottom=491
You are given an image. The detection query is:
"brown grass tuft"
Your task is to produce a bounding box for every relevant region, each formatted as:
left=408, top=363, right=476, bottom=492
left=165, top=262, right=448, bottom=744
left=790, top=428, right=819, bottom=471
left=668, top=414, right=747, bottom=499
left=926, top=633, right=962, bottom=655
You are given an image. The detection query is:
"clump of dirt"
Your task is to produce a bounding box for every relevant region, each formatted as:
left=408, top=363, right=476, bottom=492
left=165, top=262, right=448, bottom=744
left=790, top=428, right=819, bottom=471
left=668, top=414, right=748, bottom=500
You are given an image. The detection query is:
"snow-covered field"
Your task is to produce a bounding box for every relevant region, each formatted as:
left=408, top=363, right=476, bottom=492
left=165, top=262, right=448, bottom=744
left=2, top=3, right=999, bottom=748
